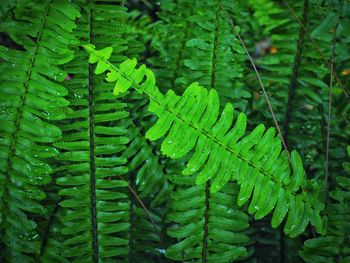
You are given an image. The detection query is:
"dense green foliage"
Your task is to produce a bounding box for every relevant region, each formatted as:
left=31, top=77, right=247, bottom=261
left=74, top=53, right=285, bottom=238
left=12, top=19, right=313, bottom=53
left=0, top=0, right=349, bottom=262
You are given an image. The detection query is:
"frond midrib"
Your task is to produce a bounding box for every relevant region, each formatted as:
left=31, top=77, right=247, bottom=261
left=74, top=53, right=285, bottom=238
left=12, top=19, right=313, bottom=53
left=88, top=4, right=99, bottom=262
left=170, top=11, right=191, bottom=88
left=202, top=5, right=221, bottom=261
left=38, top=200, right=60, bottom=260
left=210, top=4, right=220, bottom=90
left=283, top=0, right=309, bottom=141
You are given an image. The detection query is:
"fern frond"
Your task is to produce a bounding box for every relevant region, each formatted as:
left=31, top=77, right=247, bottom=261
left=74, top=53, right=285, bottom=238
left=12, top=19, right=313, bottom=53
left=123, top=107, right=172, bottom=206
left=84, top=46, right=325, bottom=237
left=177, top=0, right=250, bottom=109
left=150, top=0, right=250, bottom=109
left=54, top=2, right=167, bottom=261
left=148, top=0, right=195, bottom=92
left=122, top=100, right=171, bottom=261
left=55, top=56, right=130, bottom=261
left=0, top=0, right=79, bottom=260
left=53, top=4, right=131, bottom=261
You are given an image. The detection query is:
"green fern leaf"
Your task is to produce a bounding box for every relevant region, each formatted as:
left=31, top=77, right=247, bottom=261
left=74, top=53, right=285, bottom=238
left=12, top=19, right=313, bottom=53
left=53, top=4, right=130, bottom=261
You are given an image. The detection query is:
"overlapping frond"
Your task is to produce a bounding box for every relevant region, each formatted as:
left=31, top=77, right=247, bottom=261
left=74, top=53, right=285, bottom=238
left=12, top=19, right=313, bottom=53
left=122, top=96, right=171, bottom=261
left=53, top=3, right=131, bottom=261
left=84, top=46, right=325, bottom=237
left=0, top=0, right=80, bottom=260
left=148, top=0, right=195, bottom=93
left=150, top=0, right=250, bottom=109
left=123, top=93, right=172, bottom=207
left=176, top=0, right=250, bottom=109
left=54, top=2, right=167, bottom=261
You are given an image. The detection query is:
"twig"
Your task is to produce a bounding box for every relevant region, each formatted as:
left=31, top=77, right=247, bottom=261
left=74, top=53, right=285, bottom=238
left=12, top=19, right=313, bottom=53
left=216, top=0, right=292, bottom=165
left=117, top=175, right=159, bottom=234
left=324, top=29, right=337, bottom=201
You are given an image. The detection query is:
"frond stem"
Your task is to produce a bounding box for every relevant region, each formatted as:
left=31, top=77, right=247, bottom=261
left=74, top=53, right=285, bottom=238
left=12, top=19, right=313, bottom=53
left=210, top=5, right=220, bottom=90
left=283, top=0, right=309, bottom=145
left=128, top=172, right=136, bottom=262
left=37, top=199, right=61, bottom=260
left=88, top=2, right=99, bottom=261
left=336, top=235, right=348, bottom=263
left=171, top=15, right=190, bottom=88
left=201, top=5, right=221, bottom=261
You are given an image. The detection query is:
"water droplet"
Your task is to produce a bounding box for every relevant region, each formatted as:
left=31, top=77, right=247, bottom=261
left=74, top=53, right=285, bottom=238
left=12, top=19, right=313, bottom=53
left=156, top=248, right=165, bottom=254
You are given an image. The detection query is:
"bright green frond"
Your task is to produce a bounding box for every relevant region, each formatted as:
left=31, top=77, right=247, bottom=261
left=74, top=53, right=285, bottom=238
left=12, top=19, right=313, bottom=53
left=84, top=46, right=325, bottom=237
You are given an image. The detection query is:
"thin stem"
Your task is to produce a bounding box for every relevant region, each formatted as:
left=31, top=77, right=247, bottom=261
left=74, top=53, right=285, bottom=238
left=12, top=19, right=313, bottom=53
left=118, top=175, right=159, bottom=234
left=201, top=6, right=221, bottom=261
left=216, top=0, right=291, bottom=165
left=324, top=31, right=337, bottom=201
